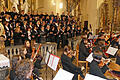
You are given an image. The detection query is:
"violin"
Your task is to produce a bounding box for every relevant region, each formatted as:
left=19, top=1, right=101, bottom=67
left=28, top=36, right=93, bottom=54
left=99, top=58, right=110, bottom=68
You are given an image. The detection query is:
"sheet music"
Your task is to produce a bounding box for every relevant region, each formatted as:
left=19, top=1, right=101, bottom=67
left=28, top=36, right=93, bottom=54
left=106, top=46, right=118, bottom=56
left=48, top=54, right=60, bottom=71
left=45, top=52, right=50, bottom=64
left=84, top=74, right=106, bottom=80
left=0, top=54, right=10, bottom=68
left=86, top=53, right=93, bottom=63
left=53, top=68, right=74, bottom=80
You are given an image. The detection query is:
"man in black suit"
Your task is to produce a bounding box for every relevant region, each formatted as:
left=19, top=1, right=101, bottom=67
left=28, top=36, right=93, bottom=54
left=4, top=21, right=11, bottom=46
left=79, top=38, right=89, bottom=61
left=61, top=46, right=85, bottom=80
left=89, top=47, right=116, bottom=80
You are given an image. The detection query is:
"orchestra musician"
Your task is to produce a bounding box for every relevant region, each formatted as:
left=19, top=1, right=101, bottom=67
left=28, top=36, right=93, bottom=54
left=89, top=47, right=116, bottom=80
left=79, top=38, right=90, bottom=61
left=116, top=50, right=120, bottom=65
left=61, top=46, right=85, bottom=80
left=14, top=59, right=33, bottom=80
left=19, top=45, right=43, bottom=80
left=24, top=40, right=32, bottom=59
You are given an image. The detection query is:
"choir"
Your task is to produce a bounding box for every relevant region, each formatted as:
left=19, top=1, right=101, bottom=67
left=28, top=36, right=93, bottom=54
left=0, top=9, right=81, bottom=48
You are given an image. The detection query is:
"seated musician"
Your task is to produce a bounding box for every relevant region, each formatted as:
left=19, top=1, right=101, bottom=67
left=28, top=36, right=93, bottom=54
left=116, top=50, right=120, bottom=65
left=19, top=46, right=42, bottom=79
left=111, top=37, right=119, bottom=48
left=24, top=40, right=32, bottom=59
left=10, top=55, right=21, bottom=80
left=89, top=47, right=116, bottom=80
left=24, top=40, right=43, bottom=69
left=79, top=37, right=90, bottom=61
left=14, top=59, right=33, bottom=80
left=61, top=46, right=85, bottom=80
left=94, top=36, right=108, bottom=59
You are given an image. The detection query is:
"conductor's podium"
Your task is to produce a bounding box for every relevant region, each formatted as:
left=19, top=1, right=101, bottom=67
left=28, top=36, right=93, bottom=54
left=0, top=54, right=10, bottom=80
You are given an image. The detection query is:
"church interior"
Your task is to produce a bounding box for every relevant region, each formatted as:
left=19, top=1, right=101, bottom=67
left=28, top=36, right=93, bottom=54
left=0, top=0, right=120, bottom=80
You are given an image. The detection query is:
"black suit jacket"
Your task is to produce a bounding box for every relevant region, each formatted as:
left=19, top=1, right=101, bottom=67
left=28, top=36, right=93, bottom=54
left=89, top=60, right=107, bottom=79
left=61, top=53, right=84, bottom=79
left=116, top=56, right=120, bottom=65
left=79, top=40, right=89, bottom=61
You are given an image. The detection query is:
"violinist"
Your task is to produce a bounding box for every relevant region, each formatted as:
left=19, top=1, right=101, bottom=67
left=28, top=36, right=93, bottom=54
left=19, top=45, right=43, bottom=79
left=116, top=50, right=120, bottom=65
left=79, top=38, right=90, bottom=61
left=61, top=46, right=85, bottom=80
left=89, top=48, right=111, bottom=79
left=94, top=35, right=108, bottom=59
left=89, top=48, right=107, bottom=79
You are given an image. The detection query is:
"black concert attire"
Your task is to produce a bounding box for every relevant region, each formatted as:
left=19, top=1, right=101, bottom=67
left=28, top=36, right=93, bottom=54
left=89, top=60, right=108, bottom=79
left=116, top=55, right=120, bottom=65
left=76, top=28, right=81, bottom=36
left=61, top=29, right=67, bottom=47
left=31, top=29, right=39, bottom=43
left=39, top=28, right=46, bottom=43
left=49, top=27, right=56, bottom=42
left=45, top=28, right=50, bottom=42
left=13, top=32, right=23, bottom=45
left=4, top=24, right=11, bottom=46
left=56, top=28, right=62, bottom=49
left=61, top=53, right=85, bottom=80
left=79, top=40, right=89, bottom=61
left=71, top=28, right=76, bottom=38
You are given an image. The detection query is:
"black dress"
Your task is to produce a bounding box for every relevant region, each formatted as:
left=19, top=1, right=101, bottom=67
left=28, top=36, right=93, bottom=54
left=14, top=32, right=22, bottom=45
